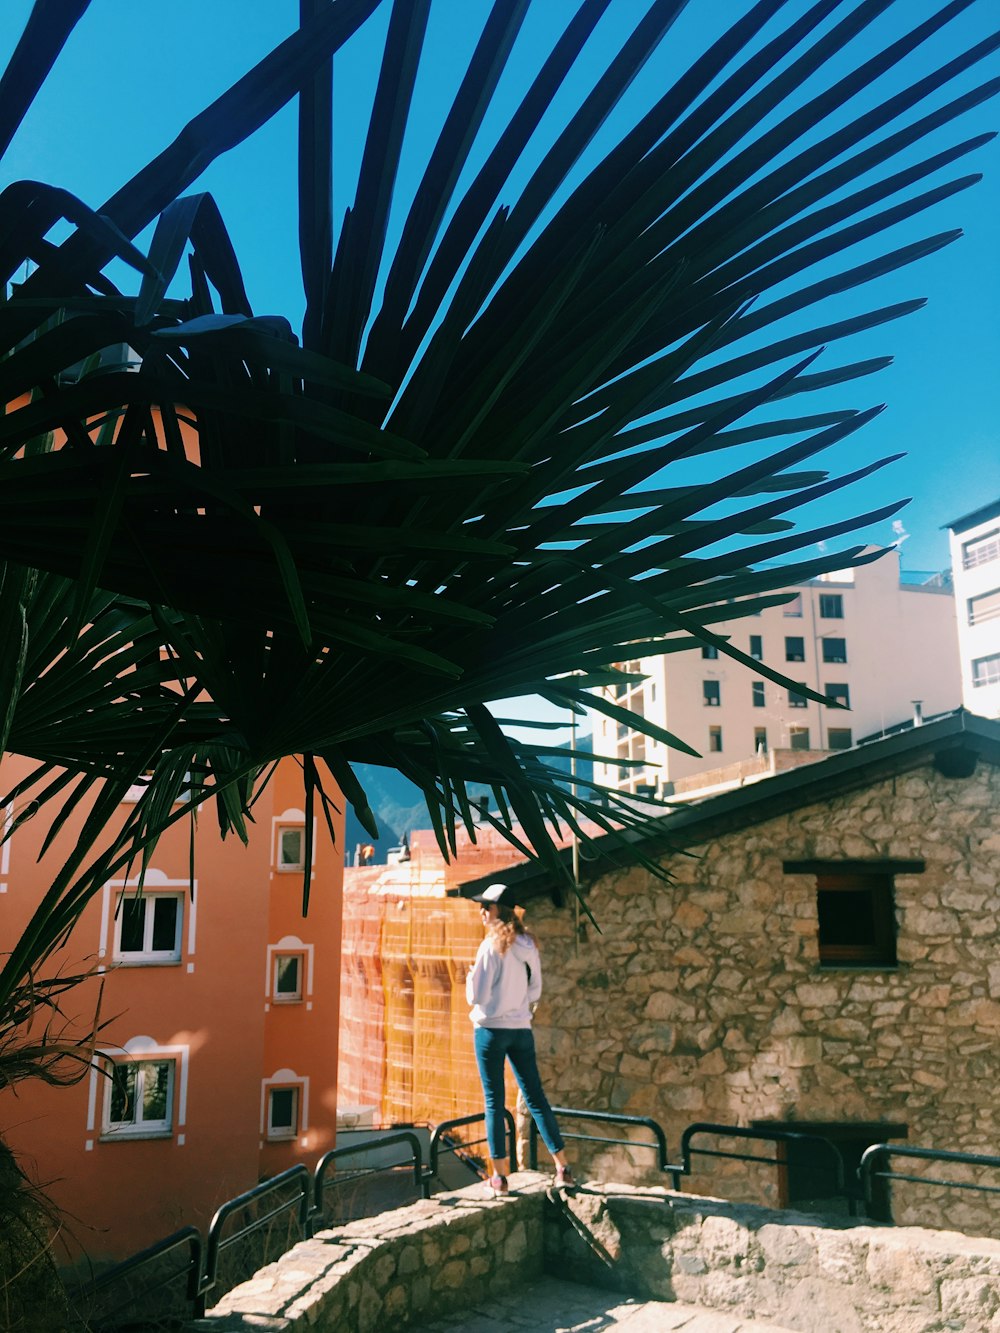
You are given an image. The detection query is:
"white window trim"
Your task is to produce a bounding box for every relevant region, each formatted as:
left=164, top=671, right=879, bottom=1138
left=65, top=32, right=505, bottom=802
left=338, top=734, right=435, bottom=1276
left=272, top=953, right=304, bottom=1002
left=265, top=937, right=314, bottom=1003
left=122, top=770, right=193, bottom=805
left=271, top=809, right=317, bottom=874
left=99, top=870, right=196, bottom=967
left=972, top=653, right=1000, bottom=687
left=963, top=530, right=1000, bottom=570
left=261, top=1068, right=309, bottom=1143
left=968, top=588, right=1000, bottom=627
left=112, top=891, right=185, bottom=964
left=89, top=1036, right=190, bottom=1142
left=276, top=825, right=305, bottom=872
left=0, top=799, right=12, bottom=894
left=266, top=1086, right=300, bottom=1140
left=103, top=1058, right=175, bottom=1138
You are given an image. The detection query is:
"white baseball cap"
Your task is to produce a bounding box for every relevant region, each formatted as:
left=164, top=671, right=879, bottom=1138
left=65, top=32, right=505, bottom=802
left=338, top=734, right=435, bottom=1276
left=470, top=882, right=518, bottom=907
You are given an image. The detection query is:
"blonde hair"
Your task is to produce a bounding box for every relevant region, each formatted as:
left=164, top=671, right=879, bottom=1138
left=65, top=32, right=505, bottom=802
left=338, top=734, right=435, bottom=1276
left=489, top=905, right=533, bottom=956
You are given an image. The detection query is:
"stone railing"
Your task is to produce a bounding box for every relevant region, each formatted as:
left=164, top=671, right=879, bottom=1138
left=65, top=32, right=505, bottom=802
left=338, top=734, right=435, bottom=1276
left=549, top=1185, right=1000, bottom=1332
left=186, top=1175, right=548, bottom=1332
left=186, top=1175, right=1000, bottom=1333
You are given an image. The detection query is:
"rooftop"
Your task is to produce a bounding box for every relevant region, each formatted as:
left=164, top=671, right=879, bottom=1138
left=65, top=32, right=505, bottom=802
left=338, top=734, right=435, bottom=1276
left=944, top=498, right=1000, bottom=536
left=451, top=709, right=1000, bottom=905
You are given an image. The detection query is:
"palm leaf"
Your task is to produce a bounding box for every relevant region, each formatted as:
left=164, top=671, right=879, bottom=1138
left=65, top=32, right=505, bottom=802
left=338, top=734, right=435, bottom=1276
left=0, top=0, right=997, bottom=1006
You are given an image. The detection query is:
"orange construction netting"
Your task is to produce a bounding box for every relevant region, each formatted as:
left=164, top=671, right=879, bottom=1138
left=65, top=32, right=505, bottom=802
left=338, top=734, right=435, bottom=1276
left=338, top=890, right=517, bottom=1142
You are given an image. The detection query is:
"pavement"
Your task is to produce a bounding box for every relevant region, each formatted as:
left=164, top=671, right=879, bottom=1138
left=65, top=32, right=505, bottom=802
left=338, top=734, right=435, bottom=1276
left=408, top=1276, right=798, bottom=1332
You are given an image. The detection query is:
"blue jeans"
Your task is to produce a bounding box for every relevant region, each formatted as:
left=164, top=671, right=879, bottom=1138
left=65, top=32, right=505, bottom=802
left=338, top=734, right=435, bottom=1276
left=473, top=1025, right=564, bottom=1162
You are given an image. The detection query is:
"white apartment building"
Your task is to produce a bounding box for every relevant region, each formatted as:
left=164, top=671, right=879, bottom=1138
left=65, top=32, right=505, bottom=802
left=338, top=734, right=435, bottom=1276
left=593, top=548, right=961, bottom=796
left=946, top=499, right=1000, bottom=719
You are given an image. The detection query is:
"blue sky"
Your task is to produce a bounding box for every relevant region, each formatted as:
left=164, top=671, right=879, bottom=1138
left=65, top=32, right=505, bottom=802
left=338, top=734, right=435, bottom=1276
left=2, top=0, right=999, bottom=581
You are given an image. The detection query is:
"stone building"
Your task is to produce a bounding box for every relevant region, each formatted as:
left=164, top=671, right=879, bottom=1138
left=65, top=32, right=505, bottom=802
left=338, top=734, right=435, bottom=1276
left=455, top=710, right=1000, bottom=1236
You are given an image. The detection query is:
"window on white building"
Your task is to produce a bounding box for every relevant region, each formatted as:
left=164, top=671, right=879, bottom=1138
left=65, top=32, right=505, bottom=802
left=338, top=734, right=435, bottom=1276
left=785, top=636, right=805, bottom=662
left=968, top=588, right=1000, bottom=626
left=749, top=634, right=763, bottom=660
left=827, top=728, right=853, bottom=751
left=962, top=530, right=1000, bottom=570
left=789, top=726, right=811, bottom=750
left=752, top=681, right=765, bottom=708
left=115, top=893, right=183, bottom=963
left=276, top=825, right=305, bottom=871
left=825, top=683, right=850, bottom=709
left=267, top=1086, right=300, bottom=1140
left=783, top=594, right=803, bottom=617
left=708, top=726, right=722, bottom=753
left=819, top=593, right=844, bottom=618
left=701, top=645, right=719, bottom=660
left=103, top=1058, right=174, bottom=1138
left=753, top=727, right=767, bottom=754
left=972, top=653, right=1000, bottom=688
left=703, top=680, right=720, bottom=707
left=788, top=684, right=808, bottom=709
left=821, top=637, right=847, bottom=663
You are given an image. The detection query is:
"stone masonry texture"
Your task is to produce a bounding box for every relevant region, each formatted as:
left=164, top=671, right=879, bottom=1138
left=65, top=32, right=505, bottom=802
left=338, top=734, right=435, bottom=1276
left=184, top=1176, right=1000, bottom=1333
left=521, top=758, right=1000, bottom=1236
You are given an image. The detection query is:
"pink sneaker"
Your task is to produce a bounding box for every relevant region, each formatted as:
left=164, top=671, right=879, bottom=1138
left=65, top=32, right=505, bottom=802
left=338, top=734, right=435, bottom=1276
left=555, top=1165, right=575, bottom=1190
left=485, top=1174, right=509, bottom=1198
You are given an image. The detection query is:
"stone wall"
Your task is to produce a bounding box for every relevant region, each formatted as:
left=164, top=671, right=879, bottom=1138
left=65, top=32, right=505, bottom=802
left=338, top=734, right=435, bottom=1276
left=184, top=1176, right=1000, bottom=1333
left=523, top=757, right=1000, bottom=1235
left=548, top=1185, right=1000, bottom=1333
left=187, top=1176, right=547, bottom=1333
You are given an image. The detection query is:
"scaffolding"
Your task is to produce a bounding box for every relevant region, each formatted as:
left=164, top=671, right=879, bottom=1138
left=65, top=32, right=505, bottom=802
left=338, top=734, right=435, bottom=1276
left=338, top=891, right=512, bottom=1139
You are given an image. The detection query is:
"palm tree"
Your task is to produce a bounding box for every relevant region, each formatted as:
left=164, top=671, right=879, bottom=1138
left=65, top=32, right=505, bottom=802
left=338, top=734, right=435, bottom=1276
left=0, top=0, right=997, bottom=1033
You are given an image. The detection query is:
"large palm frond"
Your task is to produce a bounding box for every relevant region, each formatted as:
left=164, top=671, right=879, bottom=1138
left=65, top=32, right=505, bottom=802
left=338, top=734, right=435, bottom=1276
left=0, top=0, right=997, bottom=996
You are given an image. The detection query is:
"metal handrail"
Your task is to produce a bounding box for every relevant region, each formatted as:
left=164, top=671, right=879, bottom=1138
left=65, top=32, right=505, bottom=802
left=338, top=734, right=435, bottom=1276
left=312, top=1130, right=424, bottom=1228
left=677, top=1123, right=847, bottom=1199
left=69, top=1114, right=1000, bottom=1328
left=66, top=1225, right=202, bottom=1326
left=528, top=1107, right=669, bottom=1173
left=195, top=1164, right=311, bottom=1316
left=860, top=1143, right=1000, bottom=1205
left=426, top=1110, right=517, bottom=1196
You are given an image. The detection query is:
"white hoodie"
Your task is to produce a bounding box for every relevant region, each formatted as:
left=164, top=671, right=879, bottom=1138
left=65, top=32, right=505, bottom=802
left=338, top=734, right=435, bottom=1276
left=466, top=931, right=543, bottom=1028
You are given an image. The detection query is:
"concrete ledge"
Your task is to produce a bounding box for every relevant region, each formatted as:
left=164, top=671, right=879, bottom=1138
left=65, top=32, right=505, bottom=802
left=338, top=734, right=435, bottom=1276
left=186, top=1172, right=549, bottom=1332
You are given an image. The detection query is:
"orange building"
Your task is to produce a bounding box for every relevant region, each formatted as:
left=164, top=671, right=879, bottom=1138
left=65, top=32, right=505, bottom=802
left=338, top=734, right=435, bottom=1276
left=0, top=754, right=343, bottom=1263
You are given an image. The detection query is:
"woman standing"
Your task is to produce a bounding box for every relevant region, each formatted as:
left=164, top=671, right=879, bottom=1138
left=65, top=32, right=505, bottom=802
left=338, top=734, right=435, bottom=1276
left=466, top=882, right=573, bottom=1197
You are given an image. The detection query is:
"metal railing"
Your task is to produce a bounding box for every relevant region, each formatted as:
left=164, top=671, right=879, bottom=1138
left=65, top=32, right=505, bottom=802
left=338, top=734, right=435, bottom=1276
left=676, top=1123, right=848, bottom=1207
left=860, top=1144, right=1000, bottom=1207
left=195, top=1165, right=311, bottom=1316
left=427, top=1109, right=516, bottom=1197
left=66, top=1225, right=201, bottom=1330
left=313, top=1130, right=424, bottom=1223
left=67, top=1110, right=1000, bottom=1329
left=528, top=1106, right=669, bottom=1174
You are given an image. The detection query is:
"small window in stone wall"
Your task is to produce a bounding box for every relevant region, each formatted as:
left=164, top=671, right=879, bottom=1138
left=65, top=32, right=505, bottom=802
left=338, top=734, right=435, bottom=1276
left=762, top=1120, right=906, bottom=1223
left=815, top=871, right=897, bottom=968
